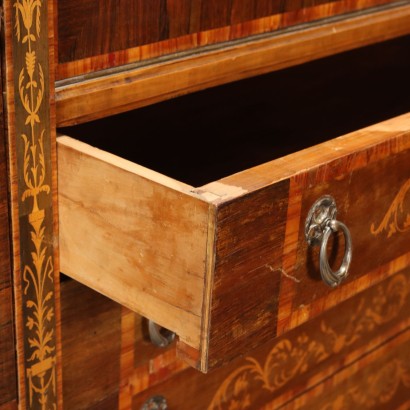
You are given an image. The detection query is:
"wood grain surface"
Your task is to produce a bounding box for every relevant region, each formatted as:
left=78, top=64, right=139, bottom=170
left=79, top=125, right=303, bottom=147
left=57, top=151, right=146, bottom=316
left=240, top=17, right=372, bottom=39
left=0, top=56, right=17, bottom=409
left=61, top=278, right=122, bottom=410
left=57, top=137, right=210, bottom=350
left=290, top=149, right=410, bottom=306
left=129, top=270, right=410, bottom=409
left=56, top=0, right=401, bottom=79
left=59, top=271, right=409, bottom=409
left=202, top=117, right=410, bottom=370
left=285, top=328, right=410, bottom=410
left=203, top=180, right=289, bottom=370
left=55, top=4, right=410, bottom=126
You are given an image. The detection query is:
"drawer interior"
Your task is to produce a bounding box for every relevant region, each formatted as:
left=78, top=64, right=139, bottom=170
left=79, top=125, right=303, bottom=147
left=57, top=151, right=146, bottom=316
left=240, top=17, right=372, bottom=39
left=59, top=35, right=410, bottom=187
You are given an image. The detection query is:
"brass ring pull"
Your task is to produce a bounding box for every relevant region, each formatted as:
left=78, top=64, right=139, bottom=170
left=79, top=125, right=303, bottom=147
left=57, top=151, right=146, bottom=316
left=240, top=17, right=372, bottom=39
left=305, top=196, right=353, bottom=287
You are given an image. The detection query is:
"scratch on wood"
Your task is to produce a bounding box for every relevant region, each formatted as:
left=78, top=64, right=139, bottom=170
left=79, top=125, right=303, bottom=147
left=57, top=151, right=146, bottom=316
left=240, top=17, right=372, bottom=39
left=266, top=264, right=301, bottom=283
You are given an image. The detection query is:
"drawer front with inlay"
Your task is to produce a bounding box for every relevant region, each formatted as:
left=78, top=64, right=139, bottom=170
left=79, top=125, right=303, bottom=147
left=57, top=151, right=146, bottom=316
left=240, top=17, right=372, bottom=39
left=56, top=0, right=403, bottom=80
left=202, top=116, right=410, bottom=369
left=125, top=270, right=410, bottom=409
left=59, top=270, right=410, bottom=409
left=57, top=36, right=410, bottom=372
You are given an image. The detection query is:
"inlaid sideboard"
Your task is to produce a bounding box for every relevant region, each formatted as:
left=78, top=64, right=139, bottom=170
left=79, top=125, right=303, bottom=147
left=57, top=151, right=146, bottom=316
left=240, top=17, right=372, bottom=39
left=1, top=1, right=410, bottom=409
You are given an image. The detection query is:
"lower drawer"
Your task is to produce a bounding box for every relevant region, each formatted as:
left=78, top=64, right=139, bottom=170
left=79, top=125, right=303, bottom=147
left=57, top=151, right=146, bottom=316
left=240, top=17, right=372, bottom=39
left=280, top=329, right=410, bottom=410
left=57, top=36, right=410, bottom=371
left=131, top=270, right=410, bottom=410
left=60, top=269, right=410, bottom=409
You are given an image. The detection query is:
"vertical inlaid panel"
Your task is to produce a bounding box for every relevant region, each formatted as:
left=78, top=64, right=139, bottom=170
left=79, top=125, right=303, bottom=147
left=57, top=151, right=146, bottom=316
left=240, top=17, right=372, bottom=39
left=2, top=0, right=62, bottom=408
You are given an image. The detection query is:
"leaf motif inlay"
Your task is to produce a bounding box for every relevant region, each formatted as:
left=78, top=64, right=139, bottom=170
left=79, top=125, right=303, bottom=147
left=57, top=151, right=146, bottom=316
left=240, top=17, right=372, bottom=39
left=371, top=179, right=410, bottom=237
left=14, top=0, right=57, bottom=408
left=208, top=274, right=408, bottom=409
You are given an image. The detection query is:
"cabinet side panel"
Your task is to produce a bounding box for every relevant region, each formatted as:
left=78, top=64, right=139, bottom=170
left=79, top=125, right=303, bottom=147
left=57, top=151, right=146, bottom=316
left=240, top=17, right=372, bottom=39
left=0, top=49, right=17, bottom=408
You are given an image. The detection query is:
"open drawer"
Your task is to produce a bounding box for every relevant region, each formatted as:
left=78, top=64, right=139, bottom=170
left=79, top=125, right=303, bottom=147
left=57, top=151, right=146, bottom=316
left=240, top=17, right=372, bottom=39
left=57, top=36, right=410, bottom=372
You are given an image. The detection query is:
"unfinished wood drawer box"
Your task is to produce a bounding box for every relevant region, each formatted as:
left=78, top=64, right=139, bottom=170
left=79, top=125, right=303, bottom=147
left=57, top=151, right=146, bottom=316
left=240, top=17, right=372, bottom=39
left=58, top=37, right=410, bottom=372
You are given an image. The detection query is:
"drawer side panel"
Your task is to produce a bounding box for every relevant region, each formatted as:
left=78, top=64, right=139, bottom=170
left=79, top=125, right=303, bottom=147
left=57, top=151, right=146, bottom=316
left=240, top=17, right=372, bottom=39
left=58, top=138, right=209, bottom=349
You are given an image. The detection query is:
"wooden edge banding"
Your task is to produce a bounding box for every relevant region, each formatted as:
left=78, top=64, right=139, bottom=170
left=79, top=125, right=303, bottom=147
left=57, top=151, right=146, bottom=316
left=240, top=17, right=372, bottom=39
left=57, top=136, right=196, bottom=194
left=176, top=340, right=201, bottom=370
left=276, top=179, right=303, bottom=333
left=286, top=251, right=410, bottom=334
left=198, top=204, right=217, bottom=372
left=48, top=1, right=63, bottom=407
left=2, top=3, right=26, bottom=406
left=55, top=0, right=399, bottom=79
left=55, top=4, right=410, bottom=126
left=211, top=113, right=410, bottom=200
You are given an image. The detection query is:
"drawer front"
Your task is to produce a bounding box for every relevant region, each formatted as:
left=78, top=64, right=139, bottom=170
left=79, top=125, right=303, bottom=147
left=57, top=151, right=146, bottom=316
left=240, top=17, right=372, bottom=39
left=281, top=328, right=410, bottom=410
left=56, top=6, right=410, bottom=128
left=60, top=270, right=410, bottom=410
left=204, top=115, right=410, bottom=370
left=56, top=0, right=402, bottom=80
left=59, top=113, right=410, bottom=372
left=286, top=145, right=410, bottom=321
left=130, top=270, right=410, bottom=409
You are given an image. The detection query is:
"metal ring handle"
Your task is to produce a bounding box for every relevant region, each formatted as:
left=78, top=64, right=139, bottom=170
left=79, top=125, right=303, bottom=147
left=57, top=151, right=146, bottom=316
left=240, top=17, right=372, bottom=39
left=148, top=320, right=175, bottom=348
left=305, top=196, right=353, bottom=288
left=319, top=220, right=352, bottom=287
left=141, top=395, right=168, bottom=410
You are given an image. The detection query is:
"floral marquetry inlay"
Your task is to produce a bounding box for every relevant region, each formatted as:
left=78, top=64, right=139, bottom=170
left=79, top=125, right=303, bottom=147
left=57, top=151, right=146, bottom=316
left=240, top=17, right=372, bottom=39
left=371, top=178, right=410, bottom=237
left=13, top=0, right=58, bottom=408
left=208, top=274, right=409, bottom=410
left=321, top=358, right=410, bottom=410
